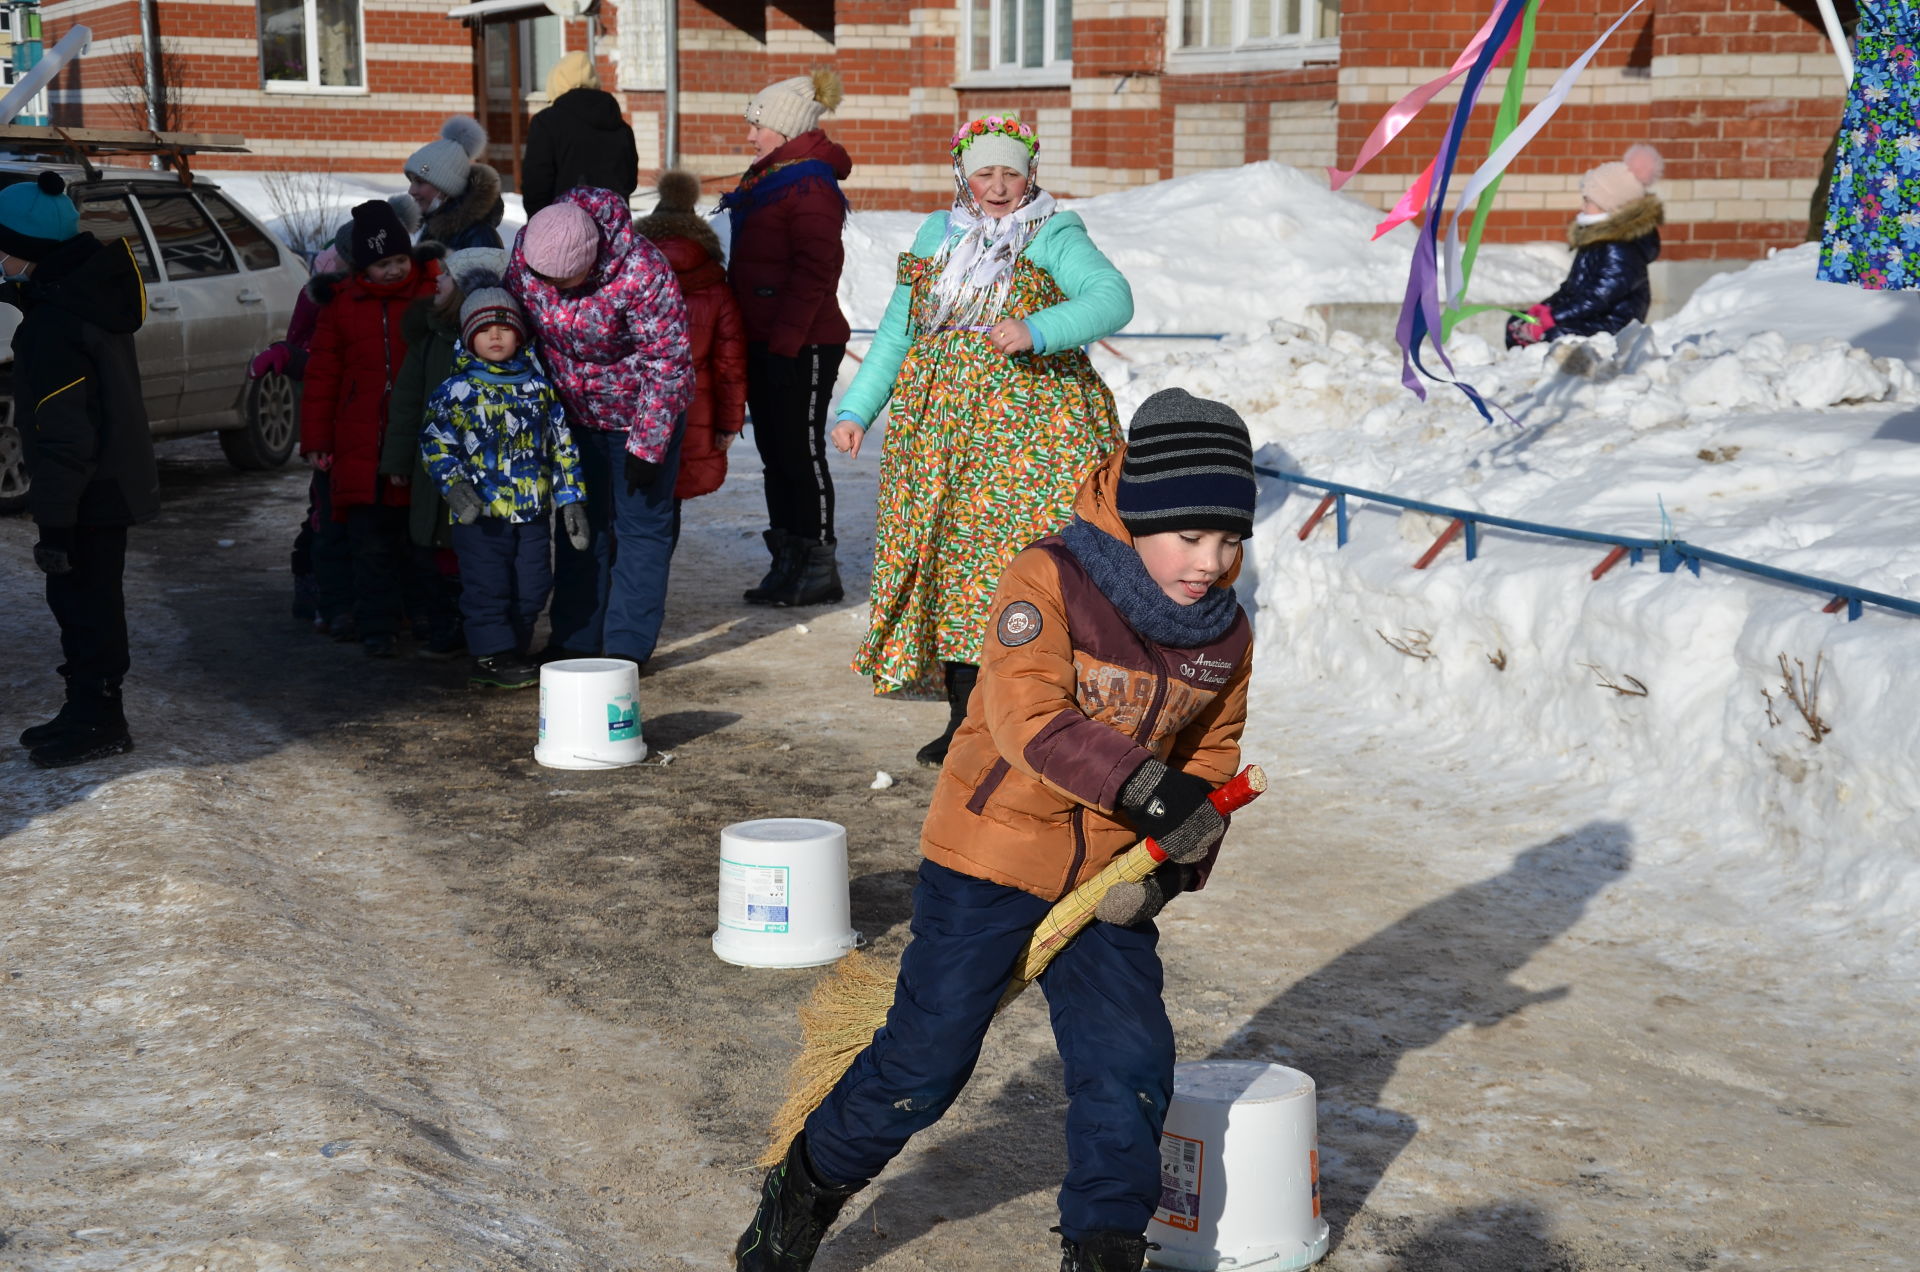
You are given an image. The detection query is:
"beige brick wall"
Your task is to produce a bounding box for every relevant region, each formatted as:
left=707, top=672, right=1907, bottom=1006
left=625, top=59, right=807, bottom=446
left=1173, top=102, right=1247, bottom=178
left=1268, top=100, right=1337, bottom=176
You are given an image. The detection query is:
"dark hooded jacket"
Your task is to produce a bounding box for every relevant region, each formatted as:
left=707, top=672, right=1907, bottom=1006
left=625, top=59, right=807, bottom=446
left=381, top=296, right=460, bottom=548
left=521, top=89, right=640, bottom=215
left=5, top=233, right=158, bottom=528
left=721, top=129, right=852, bottom=356
left=634, top=204, right=747, bottom=500
left=421, top=163, right=506, bottom=253
left=1538, top=195, right=1662, bottom=340
left=299, top=242, right=443, bottom=515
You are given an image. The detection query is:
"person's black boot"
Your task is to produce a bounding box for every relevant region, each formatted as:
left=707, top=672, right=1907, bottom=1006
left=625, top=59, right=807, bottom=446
left=1058, top=1229, right=1155, bottom=1272
left=772, top=538, right=843, bottom=608
left=734, top=1132, right=864, bottom=1271
left=28, top=684, right=133, bottom=769
left=744, top=529, right=802, bottom=605
left=915, top=661, right=977, bottom=769
left=19, top=680, right=81, bottom=749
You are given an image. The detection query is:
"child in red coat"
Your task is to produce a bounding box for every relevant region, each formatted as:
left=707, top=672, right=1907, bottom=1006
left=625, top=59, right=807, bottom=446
left=634, top=168, right=748, bottom=542
left=299, top=200, right=442, bottom=657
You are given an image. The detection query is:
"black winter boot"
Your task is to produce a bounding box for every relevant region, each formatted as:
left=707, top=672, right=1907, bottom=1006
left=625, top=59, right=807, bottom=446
left=734, top=1132, right=864, bottom=1271
left=19, top=680, right=81, bottom=749
left=28, top=684, right=133, bottom=769
left=745, top=529, right=803, bottom=605
left=771, top=538, right=843, bottom=608
left=1058, top=1229, right=1155, bottom=1272
left=915, top=661, right=977, bottom=769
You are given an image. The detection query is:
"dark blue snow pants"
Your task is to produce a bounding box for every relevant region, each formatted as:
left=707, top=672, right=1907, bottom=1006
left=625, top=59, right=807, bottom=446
left=450, top=517, right=553, bottom=658
left=805, top=859, right=1175, bottom=1242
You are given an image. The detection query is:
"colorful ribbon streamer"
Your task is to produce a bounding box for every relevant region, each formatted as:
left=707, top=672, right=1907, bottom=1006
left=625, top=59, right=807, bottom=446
left=1442, top=0, right=1542, bottom=339
left=1330, top=2, right=1520, bottom=191
left=1442, top=0, right=1653, bottom=315
left=1393, top=0, right=1534, bottom=420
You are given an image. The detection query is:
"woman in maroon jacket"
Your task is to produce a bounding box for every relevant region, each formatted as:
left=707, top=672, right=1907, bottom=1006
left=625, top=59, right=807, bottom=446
left=299, top=200, right=442, bottom=658
left=635, top=168, right=748, bottom=526
left=720, top=68, right=852, bottom=608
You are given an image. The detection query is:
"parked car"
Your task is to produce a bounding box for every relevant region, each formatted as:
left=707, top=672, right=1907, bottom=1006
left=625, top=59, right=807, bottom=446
left=0, top=161, right=308, bottom=513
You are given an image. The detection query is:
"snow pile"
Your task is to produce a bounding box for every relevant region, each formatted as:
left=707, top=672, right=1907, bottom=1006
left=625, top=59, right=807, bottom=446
left=839, top=162, right=1568, bottom=336
left=1097, top=314, right=1920, bottom=949
left=1662, top=242, right=1920, bottom=368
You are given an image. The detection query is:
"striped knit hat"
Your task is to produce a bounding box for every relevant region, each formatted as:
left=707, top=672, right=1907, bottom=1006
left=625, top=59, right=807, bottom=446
left=1116, top=388, right=1257, bottom=539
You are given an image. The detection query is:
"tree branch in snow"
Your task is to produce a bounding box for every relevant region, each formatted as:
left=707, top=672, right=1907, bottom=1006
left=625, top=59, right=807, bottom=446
left=1769, top=652, right=1831, bottom=745
left=1581, top=663, right=1648, bottom=697
left=1377, top=628, right=1434, bottom=661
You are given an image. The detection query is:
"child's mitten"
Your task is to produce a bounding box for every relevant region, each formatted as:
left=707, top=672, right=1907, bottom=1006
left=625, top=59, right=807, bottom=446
left=561, top=501, right=589, bottom=551
left=446, top=480, right=485, bottom=525
left=1094, top=860, right=1196, bottom=927
left=1119, top=759, right=1227, bottom=863
left=248, top=343, right=290, bottom=380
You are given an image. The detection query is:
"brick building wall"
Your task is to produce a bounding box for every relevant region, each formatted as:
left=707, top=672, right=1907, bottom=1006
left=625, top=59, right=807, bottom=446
left=32, top=0, right=1853, bottom=272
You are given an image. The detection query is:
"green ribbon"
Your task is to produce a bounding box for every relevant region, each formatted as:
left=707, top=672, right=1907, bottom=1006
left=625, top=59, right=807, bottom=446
left=1443, top=0, right=1543, bottom=342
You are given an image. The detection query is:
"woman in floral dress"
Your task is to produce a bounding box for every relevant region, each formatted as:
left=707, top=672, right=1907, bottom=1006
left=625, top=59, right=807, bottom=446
left=1819, top=1, right=1920, bottom=288
left=831, top=114, right=1133, bottom=766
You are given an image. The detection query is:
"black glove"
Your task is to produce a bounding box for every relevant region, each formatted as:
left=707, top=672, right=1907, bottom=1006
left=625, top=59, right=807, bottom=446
left=560, top=501, right=590, bottom=551
left=33, top=525, right=74, bottom=576
left=1118, top=758, right=1225, bottom=864
left=1094, top=860, right=1197, bottom=927
left=445, top=480, right=485, bottom=526
left=624, top=452, right=661, bottom=495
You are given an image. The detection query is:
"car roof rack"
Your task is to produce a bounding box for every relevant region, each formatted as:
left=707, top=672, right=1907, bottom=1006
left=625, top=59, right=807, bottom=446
left=0, top=125, right=250, bottom=184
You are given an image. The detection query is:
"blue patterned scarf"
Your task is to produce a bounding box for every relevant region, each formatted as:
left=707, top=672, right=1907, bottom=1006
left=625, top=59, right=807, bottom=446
left=1062, top=517, right=1241, bottom=648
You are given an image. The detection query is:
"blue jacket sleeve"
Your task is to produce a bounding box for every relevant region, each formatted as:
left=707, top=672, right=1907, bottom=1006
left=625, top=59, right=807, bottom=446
left=1021, top=212, right=1133, bottom=353
left=1544, top=241, right=1640, bottom=335
left=418, top=386, right=465, bottom=494
left=835, top=212, right=949, bottom=428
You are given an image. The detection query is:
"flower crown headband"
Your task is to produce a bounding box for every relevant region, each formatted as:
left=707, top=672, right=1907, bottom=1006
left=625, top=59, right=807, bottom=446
left=950, top=114, right=1039, bottom=159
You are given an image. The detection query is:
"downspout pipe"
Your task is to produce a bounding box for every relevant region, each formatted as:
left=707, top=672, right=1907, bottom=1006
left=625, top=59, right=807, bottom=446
left=663, top=0, right=677, bottom=167
left=139, top=0, right=161, bottom=131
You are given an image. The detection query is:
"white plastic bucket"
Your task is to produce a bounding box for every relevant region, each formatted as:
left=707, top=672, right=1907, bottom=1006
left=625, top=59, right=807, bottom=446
left=534, top=658, right=647, bottom=770
left=711, top=818, right=861, bottom=969
left=1148, top=1061, right=1330, bottom=1271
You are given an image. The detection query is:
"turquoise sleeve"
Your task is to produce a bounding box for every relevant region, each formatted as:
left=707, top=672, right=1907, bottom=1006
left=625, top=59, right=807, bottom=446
left=1020, top=213, right=1134, bottom=353
left=836, top=212, right=951, bottom=428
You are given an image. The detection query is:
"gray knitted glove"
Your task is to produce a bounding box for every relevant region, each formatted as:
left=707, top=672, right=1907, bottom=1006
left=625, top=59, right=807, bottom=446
left=1118, top=758, right=1225, bottom=864
left=445, top=480, right=485, bottom=526
left=1094, top=860, right=1196, bottom=927
left=560, top=501, right=589, bottom=551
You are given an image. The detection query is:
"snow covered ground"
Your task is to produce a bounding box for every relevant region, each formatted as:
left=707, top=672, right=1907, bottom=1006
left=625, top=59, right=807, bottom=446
left=215, top=159, right=1919, bottom=965
left=841, top=164, right=1920, bottom=968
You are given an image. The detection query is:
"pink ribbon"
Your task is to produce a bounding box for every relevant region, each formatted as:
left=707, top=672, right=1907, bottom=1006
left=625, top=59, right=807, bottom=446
left=1328, top=1, right=1520, bottom=192
left=1372, top=159, right=1436, bottom=240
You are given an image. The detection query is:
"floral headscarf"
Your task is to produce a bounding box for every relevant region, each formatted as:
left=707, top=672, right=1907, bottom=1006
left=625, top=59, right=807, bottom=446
left=925, top=114, right=1058, bottom=332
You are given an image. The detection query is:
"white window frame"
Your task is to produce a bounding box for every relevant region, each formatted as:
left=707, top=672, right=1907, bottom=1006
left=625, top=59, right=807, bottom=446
left=958, top=0, right=1073, bottom=89
left=1164, top=0, right=1338, bottom=73
left=260, top=0, right=370, bottom=96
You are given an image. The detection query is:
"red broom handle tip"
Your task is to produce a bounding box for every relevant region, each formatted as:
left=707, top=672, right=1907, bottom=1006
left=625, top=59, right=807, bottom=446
left=1210, top=765, right=1266, bottom=815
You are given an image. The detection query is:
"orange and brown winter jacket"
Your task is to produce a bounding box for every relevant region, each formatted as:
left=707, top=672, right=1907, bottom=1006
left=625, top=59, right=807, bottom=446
left=920, top=449, right=1254, bottom=902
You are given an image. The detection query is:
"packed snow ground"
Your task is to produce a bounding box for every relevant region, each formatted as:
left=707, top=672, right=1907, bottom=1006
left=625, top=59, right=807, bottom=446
left=216, top=160, right=1920, bottom=963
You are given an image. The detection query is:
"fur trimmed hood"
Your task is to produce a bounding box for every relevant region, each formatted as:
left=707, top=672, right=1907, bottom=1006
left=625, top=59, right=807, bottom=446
left=422, top=161, right=505, bottom=247
left=1569, top=194, right=1662, bottom=248
left=633, top=208, right=723, bottom=263
left=304, top=240, right=444, bottom=305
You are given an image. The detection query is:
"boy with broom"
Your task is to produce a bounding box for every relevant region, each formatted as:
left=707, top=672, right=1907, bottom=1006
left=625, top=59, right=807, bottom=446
left=734, top=388, right=1259, bottom=1272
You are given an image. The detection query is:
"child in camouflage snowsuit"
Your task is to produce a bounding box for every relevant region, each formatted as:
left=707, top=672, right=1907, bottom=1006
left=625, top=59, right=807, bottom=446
left=420, top=281, right=587, bottom=689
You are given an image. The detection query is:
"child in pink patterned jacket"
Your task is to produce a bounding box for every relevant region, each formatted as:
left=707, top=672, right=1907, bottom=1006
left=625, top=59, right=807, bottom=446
left=506, top=186, right=693, bottom=668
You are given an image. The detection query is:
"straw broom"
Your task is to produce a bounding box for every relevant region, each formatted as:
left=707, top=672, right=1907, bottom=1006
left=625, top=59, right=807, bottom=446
left=759, top=764, right=1268, bottom=1165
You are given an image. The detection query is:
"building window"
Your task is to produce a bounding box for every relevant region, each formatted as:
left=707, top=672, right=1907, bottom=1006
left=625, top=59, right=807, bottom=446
left=1173, top=0, right=1338, bottom=51
left=484, top=14, right=564, bottom=103
left=965, top=0, right=1072, bottom=75
left=259, top=0, right=365, bottom=91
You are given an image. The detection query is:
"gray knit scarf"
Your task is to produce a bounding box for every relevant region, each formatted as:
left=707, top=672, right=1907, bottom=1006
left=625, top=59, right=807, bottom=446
left=1062, top=517, right=1241, bottom=648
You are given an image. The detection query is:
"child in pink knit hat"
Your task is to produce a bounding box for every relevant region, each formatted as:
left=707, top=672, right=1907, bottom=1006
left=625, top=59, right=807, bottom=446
left=1508, top=144, right=1664, bottom=349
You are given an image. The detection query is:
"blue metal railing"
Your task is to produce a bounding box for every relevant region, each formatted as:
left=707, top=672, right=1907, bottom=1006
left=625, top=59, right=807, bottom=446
left=1257, top=465, right=1920, bottom=623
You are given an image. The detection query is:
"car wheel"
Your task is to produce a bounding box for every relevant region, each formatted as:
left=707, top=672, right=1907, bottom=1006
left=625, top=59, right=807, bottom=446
left=0, top=387, right=28, bottom=515
left=220, top=371, right=299, bottom=471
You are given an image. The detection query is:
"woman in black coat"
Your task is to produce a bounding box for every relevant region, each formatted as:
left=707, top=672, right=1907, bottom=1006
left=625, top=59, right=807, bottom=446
left=521, top=52, right=639, bottom=215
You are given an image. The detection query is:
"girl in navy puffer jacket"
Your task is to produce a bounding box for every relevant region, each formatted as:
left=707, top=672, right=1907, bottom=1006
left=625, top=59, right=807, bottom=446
left=1509, top=145, right=1664, bottom=349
